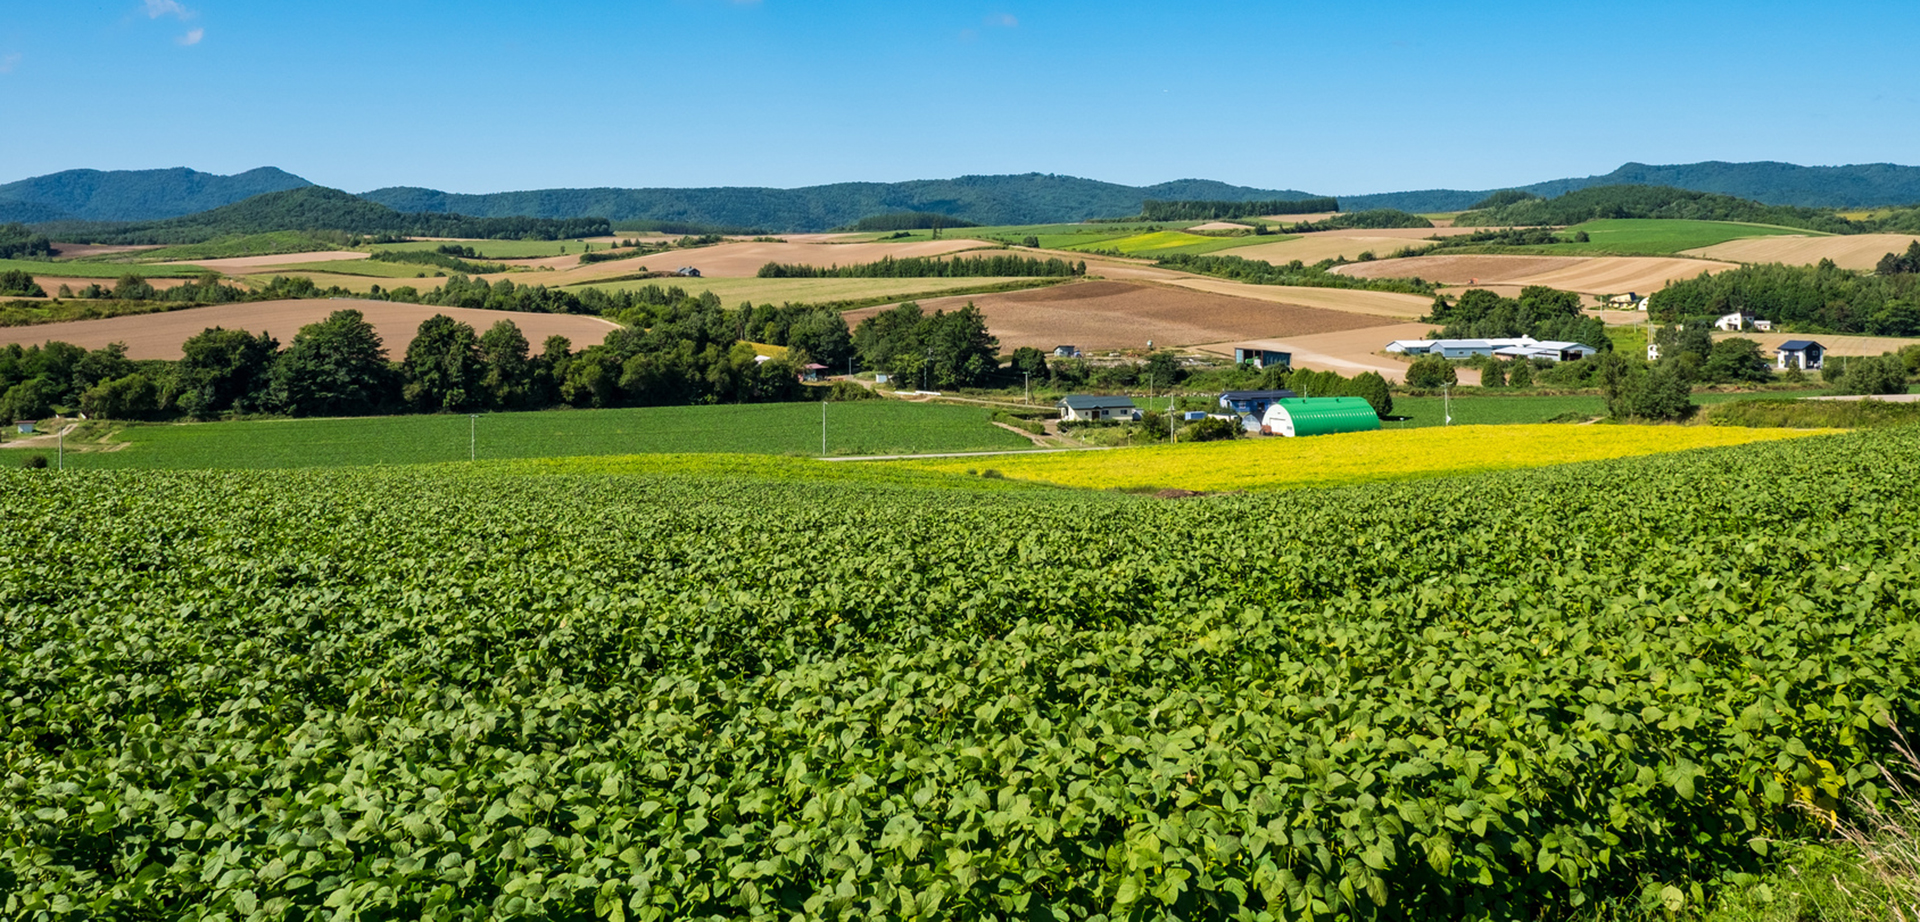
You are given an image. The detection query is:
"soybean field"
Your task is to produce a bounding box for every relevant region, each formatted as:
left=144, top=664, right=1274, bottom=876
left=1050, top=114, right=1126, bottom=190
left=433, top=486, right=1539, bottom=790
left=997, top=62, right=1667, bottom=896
left=4, top=428, right=1918, bottom=918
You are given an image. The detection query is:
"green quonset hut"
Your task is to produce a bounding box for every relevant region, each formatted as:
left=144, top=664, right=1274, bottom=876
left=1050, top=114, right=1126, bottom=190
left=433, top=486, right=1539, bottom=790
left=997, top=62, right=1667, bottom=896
left=1260, top=396, right=1381, bottom=437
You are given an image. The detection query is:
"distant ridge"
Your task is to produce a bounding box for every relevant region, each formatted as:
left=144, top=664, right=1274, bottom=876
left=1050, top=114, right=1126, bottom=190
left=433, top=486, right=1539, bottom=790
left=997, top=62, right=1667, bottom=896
left=1341, top=161, right=1920, bottom=213
left=357, top=174, right=1322, bottom=232
left=0, top=166, right=313, bottom=223
left=6, top=161, right=1920, bottom=232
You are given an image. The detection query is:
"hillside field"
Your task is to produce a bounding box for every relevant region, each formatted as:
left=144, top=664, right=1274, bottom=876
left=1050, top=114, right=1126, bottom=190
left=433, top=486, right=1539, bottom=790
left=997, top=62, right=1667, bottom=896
left=1682, top=232, right=1920, bottom=270
left=52, top=400, right=1034, bottom=469
left=6, top=427, right=1919, bottom=916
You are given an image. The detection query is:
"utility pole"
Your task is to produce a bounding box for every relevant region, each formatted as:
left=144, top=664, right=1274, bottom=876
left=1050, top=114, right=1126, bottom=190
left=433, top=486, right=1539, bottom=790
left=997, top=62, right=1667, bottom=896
left=821, top=400, right=827, bottom=456
left=58, top=423, right=64, bottom=471
left=469, top=414, right=478, bottom=461
left=1024, top=372, right=1031, bottom=405
left=1443, top=384, right=1452, bottom=426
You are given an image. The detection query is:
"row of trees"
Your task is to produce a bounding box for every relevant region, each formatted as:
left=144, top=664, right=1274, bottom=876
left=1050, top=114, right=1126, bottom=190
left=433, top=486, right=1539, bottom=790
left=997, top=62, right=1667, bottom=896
left=0, top=223, right=53, bottom=259
left=1453, top=184, right=1860, bottom=233
left=1154, top=254, right=1437, bottom=295
left=756, top=254, right=1086, bottom=279
left=1138, top=198, right=1339, bottom=221
left=851, top=302, right=1000, bottom=390
left=1877, top=241, right=1920, bottom=275
left=1425, top=286, right=1611, bottom=348
left=1649, top=261, right=1920, bottom=336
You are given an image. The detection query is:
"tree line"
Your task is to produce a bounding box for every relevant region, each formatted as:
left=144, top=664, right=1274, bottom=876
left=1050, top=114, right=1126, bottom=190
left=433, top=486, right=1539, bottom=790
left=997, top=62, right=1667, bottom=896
left=0, top=292, right=864, bottom=424
left=1451, top=184, right=1919, bottom=234
left=1138, top=198, right=1338, bottom=221
left=1425, top=286, right=1611, bottom=348
left=1649, top=260, right=1920, bottom=336
left=0, top=223, right=54, bottom=259
left=756, top=254, right=1086, bottom=279
left=846, top=212, right=981, bottom=232
left=1275, top=209, right=1433, bottom=233
left=1154, top=253, right=1438, bottom=295
left=851, top=302, right=1000, bottom=390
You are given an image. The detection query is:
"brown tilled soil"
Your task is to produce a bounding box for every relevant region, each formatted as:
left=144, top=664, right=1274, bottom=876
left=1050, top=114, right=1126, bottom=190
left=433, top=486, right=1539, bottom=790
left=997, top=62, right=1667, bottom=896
left=1684, top=234, right=1920, bottom=271
left=0, top=299, right=620, bottom=360
left=1336, top=254, right=1737, bottom=295
left=1187, top=222, right=1254, bottom=232
left=843, top=280, right=1401, bottom=352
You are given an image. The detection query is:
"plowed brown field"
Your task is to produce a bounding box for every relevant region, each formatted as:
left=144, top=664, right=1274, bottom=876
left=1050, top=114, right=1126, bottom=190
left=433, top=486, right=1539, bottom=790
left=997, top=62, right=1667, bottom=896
left=842, top=280, right=1402, bottom=352
left=0, top=299, right=619, bottom=360
left=161, top=251, right=371, bottom=271
left=1226, top=236, right=1441, bottom=265
left=1336, top=254, right=1736, bottom=295
left=1682, top=234, right=1920, bottom=270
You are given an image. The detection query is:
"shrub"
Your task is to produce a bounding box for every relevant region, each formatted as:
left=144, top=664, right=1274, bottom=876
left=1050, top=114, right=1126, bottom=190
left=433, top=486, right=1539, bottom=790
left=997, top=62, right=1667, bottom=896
left=1181, top=416, right=1242, bottom=442
left=21, top=454, right=48, bottom=469
left=1405, top=355, right=1458, bottom=389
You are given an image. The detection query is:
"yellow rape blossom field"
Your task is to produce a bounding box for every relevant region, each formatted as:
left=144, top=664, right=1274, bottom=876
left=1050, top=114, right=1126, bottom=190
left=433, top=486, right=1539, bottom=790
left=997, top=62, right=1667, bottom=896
left=897, top=424, right=1837, bottom=492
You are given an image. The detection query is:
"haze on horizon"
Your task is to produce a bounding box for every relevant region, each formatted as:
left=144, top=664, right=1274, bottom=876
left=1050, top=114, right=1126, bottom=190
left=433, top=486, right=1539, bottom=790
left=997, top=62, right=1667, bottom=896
left=1, top=0, right=1915, bottom=196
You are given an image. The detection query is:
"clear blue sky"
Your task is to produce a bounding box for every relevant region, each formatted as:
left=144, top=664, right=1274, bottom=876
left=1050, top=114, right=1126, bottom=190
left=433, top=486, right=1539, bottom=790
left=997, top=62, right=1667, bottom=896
left=1, top=0, right=1915, bottom=195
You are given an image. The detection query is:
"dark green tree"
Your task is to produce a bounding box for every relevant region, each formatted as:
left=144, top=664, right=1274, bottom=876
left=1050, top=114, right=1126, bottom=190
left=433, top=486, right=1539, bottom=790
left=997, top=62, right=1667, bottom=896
left=176, top=327, right=279, bottom=418
left=0, top=270, right=46, bottom=298
left=1405, top=356, right=1457, bottom=389
left=1349, top=371, right=1393, bottom=416
left=1609, top=362, right=1695, bottom=420
left=1837, top=353, right=1907, bottom=395
left=1701, top=338, right=1774, bottom=384
left=402, top=314, right=484, bottom=412
left=1508, top=360, right=1534, bottom=388
left=268, top=309, right=394, bottom=416
left=477, top=319, right=532, bottom=410
left=1481, top=360, right=1507, bottom=388
left=784, top=309, right=853, bottom=371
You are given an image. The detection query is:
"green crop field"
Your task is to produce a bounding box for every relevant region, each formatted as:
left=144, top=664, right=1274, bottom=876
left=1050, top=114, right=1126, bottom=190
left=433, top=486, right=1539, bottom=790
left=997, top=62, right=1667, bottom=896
left=128, top=232, right=347, bottom=262
left=1529, top=219, right=1813, bottom=256
left=1060, top=230, right=1276, bottom=258
left=263, top=259, right=466, bottom=279
left=5, top=428, right=1918, bottom=917
left=0, top=258, right=208, bottom=279
left=1389, top=390, right=1772, bottom=427
left=59, top=400, right=1034, bottom=470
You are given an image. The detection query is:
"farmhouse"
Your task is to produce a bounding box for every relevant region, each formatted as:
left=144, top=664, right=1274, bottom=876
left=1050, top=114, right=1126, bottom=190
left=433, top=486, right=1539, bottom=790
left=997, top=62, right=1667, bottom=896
left=1218, top=389, right=1298, bottom=418
left=1606, top=292, right=1641, bottom=307
left=1259, top=397, right=1381, bottom=438
left=1714, top=311, right=1758, bottom=332
left=675, top=266, right=702, bottom=277
left=1057, top=395, right=1139, bottom=422
left=1776, top=340, right=1825, bottom=370
left=1232, top=346, right=1291, bottom=369
left=1052, top=345, right=1079, bottom=358
left=1492, top=341, right=1600, bottom=363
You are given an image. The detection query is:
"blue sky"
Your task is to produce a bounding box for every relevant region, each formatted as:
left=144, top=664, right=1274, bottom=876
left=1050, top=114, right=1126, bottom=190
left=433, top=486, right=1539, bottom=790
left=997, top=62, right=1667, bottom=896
left=1, top=1, right=1916, bottom=195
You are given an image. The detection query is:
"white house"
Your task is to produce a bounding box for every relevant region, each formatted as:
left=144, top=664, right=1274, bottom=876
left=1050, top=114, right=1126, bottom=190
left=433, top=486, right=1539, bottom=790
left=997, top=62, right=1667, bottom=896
left=1057, top=395, right=1139, bottom=422
left=1776, top=340, right=1825, bottom=370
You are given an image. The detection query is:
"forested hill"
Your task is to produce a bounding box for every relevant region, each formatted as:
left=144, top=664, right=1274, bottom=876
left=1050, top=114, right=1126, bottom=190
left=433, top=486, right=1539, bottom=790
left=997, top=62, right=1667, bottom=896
left=0, top=167, right=312, bottom=223
left=47, top=187, right=609, bottom=244
left=1342, top=161, right=1920, bottom=213
left=358, top=174, right=1323, bottom=232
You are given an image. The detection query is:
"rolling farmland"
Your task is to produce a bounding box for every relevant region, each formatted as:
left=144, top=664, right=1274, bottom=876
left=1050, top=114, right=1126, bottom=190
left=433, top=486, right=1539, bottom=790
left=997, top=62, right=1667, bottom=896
left=1337, top=253, right=1739, bottom=295
left=6, top=427, right=1918, bottom=917
left=0, top=298, right=619, bottom=360
left=1682, top=232, right=1920, bottom=270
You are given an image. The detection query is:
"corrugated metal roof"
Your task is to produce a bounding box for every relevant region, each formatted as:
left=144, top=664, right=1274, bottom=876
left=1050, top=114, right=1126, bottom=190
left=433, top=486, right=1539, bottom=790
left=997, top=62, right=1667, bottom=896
left=1058, top=395, right=1137, bottom=410
left=1220, top=389, right=1298, bottom=400
left=1779, top=340, right=1821, bottom=350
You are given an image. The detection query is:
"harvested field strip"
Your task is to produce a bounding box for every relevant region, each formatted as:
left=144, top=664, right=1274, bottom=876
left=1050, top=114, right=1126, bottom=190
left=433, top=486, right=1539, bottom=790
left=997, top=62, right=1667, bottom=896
left=1336, top=253, right=1738, bottom=295
left=1059, top=231, right=1272, bottom=258
left=897, top=424, right=1830, bottom=492
left=62, top=402, right=1032, bottom=469
left=568, top=275, right=1058, bottom=308
left=1682, top=233, right=1920, bottom=271
left=1221, top=235, right=1440, bottom=266
left=0, top=298, right=618, bottom=360
left=844, top=279, right=1404, bottom=352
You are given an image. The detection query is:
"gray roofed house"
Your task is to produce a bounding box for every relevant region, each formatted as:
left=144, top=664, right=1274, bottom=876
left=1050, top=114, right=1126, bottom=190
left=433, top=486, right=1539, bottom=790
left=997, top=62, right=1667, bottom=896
left=1057, top=395, right=1139, bottom=422
left=1777, top=340, right=1825, bottom=370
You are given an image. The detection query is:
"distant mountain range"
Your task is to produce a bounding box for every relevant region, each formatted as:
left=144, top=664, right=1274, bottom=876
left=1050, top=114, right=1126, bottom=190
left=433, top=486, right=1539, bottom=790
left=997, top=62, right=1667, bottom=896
left=0, top=167, right=311, bottom=223
left=4, top=161, right=1919, bottom=233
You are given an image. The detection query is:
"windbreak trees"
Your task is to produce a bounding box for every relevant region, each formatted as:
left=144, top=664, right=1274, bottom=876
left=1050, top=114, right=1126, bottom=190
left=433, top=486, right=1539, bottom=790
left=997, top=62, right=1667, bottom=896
left=402, top=314, right=484, bottom=412
left=176, top=327, right=279, bottom=419
left=268, top=309, right=395, bottom=417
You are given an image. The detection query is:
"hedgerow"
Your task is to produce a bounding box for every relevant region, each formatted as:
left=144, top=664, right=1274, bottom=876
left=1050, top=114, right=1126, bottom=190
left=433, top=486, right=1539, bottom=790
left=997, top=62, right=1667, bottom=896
left=3, top=430, right=1919, bottom=919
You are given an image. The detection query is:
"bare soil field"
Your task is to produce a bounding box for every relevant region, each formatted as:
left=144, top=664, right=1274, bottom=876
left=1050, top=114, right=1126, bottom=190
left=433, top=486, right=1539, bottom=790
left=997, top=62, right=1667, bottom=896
left=843, top=280, right=1403, bottom=352
left=164, top=251, right=370, bottom=272
left=1337, top=254, right=1736, bottom=295
left=1191, top=323, right=1479, bottom=385
left=1718, top=331, right=1920, bottom=358
left=1682, top=233, right=1920, bottom=271
left=48, top=243, right=164, bottom=259
left=0, top=299, right=619, bottom=360
left=565, top=239, right=1001, bottom=280
left=1187, top=222, right=1254, bottom=232
left=1067, top=257, right=1432, bottom=319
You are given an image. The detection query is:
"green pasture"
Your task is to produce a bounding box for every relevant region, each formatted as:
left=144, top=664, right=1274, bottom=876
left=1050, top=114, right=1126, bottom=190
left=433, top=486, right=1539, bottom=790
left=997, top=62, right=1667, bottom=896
left=61, top=400, right=1034, bottom=470
left=266, top=259, right=463, bottom=279
left=1387, top=390, right=1761, bottom=427
left=1467, top=219, right=1817, bottom=257
left=125, top=233, right=345, bottom=262
left=0, top=259, right=208, bottom=279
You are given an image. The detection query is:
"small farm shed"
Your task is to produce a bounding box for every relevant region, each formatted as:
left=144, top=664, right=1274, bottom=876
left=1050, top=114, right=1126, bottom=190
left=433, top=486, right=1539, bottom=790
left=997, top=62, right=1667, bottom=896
left=1259, top=397, right=1381, bottom=438
left=1606, top=292, right=1641, bottom=307
left=15, top=421, right=33, bottom=434
left=1218, top=389, right=1297, bottom=418
left=676, top=266, right=702, bottom=277
left=1052, top=345, right=1080, bottom=358
left=1057, top=395, right=1139, bottom=422
left=798, top=363, right=827, bottom=382
left=1777, top=340, right=1825, bottom=370
left=1232, top=346, right=1291, bottom=369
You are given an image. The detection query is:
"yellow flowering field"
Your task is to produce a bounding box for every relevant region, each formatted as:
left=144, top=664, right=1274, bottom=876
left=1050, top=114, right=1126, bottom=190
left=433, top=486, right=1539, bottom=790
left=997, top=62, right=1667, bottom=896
left=896, top=424, right=1837, bottom=492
